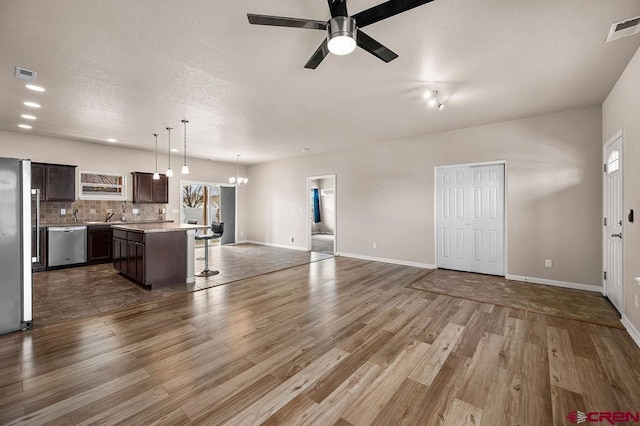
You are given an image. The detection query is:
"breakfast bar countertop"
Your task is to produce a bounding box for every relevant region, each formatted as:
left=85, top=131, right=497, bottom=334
left=111, top=222, right=210, bottom=233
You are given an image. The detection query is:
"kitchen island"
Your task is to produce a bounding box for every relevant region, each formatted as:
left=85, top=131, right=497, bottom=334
left=111, top=223, right=209, bottom=288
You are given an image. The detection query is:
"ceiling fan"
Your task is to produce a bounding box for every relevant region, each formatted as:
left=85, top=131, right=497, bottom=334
left=247, top=0, right=435, bottom=69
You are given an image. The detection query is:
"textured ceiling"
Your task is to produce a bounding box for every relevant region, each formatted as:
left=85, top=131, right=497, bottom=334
left=1, top=0, right=639, bottom=164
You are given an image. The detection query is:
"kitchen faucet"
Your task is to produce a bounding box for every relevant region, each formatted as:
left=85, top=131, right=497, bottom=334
left=105, top=212, right=116, bottom=222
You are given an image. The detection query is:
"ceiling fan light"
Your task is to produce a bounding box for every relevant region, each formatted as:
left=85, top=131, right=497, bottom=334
left=428, top=98, right=439, bottom=107
left=328, top=35, right=356, bottom=55
left=327, top=16, right=357, bottom=56
left=437, top=103, right=445, bottom=111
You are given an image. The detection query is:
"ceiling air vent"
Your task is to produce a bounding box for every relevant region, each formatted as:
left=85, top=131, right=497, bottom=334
left=606, top=16, right=640, bottom=43
left=14, top=66, right=37, bottom=82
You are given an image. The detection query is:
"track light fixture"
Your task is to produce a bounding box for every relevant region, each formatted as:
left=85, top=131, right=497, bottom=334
left=425, top=89, right=445, bottom=110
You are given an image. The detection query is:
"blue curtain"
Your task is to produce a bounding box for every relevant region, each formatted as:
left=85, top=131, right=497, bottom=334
left=312, top=188, right=321, bottom=223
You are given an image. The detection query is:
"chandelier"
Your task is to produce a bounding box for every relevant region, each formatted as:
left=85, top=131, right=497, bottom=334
left=228, top=154, right=248, bottom=186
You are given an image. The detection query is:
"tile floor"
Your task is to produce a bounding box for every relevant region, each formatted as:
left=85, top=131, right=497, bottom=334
left=32, top=243, right=333, bottom=328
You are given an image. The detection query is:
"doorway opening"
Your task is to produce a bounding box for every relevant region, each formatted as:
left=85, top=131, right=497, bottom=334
left=306, top=174, right=336, bottom=255
left=180, top=180, right=236, bottom=246
left=603, top=130, right=624, bottom=313
left=435, top=162, right=506, bottom=276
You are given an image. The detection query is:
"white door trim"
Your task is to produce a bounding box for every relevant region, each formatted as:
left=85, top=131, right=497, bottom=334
left=434, top=160, right=508, bottom=275
left=306, top=174, right=337, bottom=253
left=602, top=129, right=624, bottom=313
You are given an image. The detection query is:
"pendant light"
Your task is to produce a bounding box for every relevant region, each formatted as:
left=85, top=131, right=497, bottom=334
left=181, top=119, right=190, bottom=174
left=165, top=127, right=173, bottom=177
left=152, top=133, right=160, bottom=180
left=228, top=154, right=248, bottom=186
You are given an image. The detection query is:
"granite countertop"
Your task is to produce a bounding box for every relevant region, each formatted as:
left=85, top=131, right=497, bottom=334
left=111, top=222, right=210, bottom=233
left=40, top=220, right=175, bottom=228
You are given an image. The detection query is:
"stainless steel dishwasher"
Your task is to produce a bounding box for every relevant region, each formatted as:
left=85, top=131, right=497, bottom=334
left=48, top=226, right=87, bottom=267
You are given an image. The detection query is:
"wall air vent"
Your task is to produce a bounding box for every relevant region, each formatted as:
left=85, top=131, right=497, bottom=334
left=14, top=67, right=37, bottom=82
left=606, top=16, right=640, bottom=43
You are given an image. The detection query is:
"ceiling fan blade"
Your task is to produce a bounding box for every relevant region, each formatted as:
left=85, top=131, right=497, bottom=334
left=356, top=30, right=398, bottom=62
left=247, top=14, right=327, bottom=30
left=304, top=39, right=330, bottom=69
left=353, top=0, right=435, bottom=28
left=327, top=0, right=348, bottom=18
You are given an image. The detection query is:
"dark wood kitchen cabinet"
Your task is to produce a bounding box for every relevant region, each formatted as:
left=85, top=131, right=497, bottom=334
left=87, top=225, right=113, bottom=264
left=112, top=228, right=185, bottom=288
left=112, top=231, right=128, bottom=274
left=113, top=229, right=145, bottom=283
left=32, top=162, right=76, bottom=201
left=131, top=172, right=168, bottom=204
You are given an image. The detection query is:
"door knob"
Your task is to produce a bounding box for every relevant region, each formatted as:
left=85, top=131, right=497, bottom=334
left=611, top=233, right=622, bottom=239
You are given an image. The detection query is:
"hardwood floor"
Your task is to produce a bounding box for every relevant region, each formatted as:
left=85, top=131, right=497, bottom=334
left=2, top=257, right=639, bottom=425
left=32, top=244, right=333, bottom=328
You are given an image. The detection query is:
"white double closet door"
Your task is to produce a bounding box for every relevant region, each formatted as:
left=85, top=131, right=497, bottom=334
left=437, top=163, right=505, bottom=276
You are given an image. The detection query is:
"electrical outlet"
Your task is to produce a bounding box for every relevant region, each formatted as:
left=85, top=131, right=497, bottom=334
left=60, top=208, right=66, bottom=215
left=373, top=242, right=377, bottom=249
left=545, top=259, right=552, bottom=268
left=132, top=208, right=139, bottom=215
left=290, top=235, right=294, bottom=243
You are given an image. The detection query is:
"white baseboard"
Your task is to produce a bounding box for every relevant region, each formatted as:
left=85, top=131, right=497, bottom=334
left=506, top=274, right=601, bottom=293
left=246, top=240, right=308, bottom=252
left=235, top=239, right=249, bottom=244
left=336, top=252, right=435, bottom=269
left=621, top=315, right=640, bottom=349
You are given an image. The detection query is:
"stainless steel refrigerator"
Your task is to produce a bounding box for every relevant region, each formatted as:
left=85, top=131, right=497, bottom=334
left=0, top=157, right=35, bottom=334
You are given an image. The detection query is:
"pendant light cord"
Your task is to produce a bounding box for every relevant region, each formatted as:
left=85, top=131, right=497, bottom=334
left=166, top=127, right=172, bottom=170
left=182, top=120, right=188, bottom=166
left=153, top=133, right=159, bottom=172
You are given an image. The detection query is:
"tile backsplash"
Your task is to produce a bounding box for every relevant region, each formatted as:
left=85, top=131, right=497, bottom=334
left=40, top=200, right=167, bottom=224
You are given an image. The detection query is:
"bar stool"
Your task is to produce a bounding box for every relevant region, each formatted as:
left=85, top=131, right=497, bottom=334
left=195, top=222, right=223, bottom=277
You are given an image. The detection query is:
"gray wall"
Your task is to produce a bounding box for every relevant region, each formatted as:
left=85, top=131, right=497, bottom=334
left=246, top=106, right=603, bottom=287
left=603, top=45, right=640, bottom=333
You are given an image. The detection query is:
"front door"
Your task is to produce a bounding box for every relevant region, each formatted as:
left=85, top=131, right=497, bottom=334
left=604, top=134, right=623, bottom=312
left=437, top=163, right=505, bottom=275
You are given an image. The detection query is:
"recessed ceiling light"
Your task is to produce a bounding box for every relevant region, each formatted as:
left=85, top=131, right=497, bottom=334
left=21, top=114, right=37, bottom=120
left=107, top=138, right=117, bottom=143
left=18, top=124, right=32, bottom=129
left=23, top=101, right=41, bottom=108
left=25, top=84, right=45, bottom=92
left=170, top=148, right=179, bottom=152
